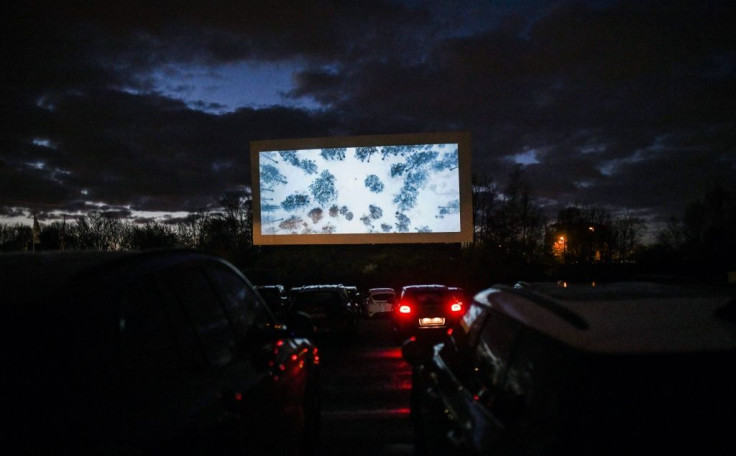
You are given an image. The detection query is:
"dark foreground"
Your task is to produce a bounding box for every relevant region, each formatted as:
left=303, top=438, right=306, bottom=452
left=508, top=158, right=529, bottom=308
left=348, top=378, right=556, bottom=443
left=315, top=317, right=414, bottom=456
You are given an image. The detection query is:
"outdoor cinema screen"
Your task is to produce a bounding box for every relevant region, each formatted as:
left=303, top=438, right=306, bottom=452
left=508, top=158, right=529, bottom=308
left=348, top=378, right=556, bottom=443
left=250, top=131, right=472, bottom=245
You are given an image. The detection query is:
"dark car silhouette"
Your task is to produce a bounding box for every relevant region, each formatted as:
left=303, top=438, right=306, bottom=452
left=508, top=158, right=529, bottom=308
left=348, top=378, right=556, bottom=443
left=255, top=284, right=290, bottom=318
left=288, top=285, right=360, bottom=338
left=393, top=284, right=466, bottom=344
left=0, top=250, right=320, bottom=455
left=403, top=281, right=736, bottom=455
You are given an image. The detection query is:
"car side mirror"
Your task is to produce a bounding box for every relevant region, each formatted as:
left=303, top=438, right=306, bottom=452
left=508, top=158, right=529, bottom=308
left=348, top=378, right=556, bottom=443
left=401, top=336, right=434, bottom=366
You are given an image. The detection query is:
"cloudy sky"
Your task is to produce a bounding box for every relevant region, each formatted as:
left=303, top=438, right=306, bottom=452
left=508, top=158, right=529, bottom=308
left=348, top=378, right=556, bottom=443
left=2, top=1, right=734, bottom=239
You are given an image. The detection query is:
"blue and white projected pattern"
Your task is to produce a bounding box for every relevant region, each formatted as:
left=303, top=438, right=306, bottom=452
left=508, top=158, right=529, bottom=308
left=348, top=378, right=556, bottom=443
left=259, top=144, right=461, bottom=235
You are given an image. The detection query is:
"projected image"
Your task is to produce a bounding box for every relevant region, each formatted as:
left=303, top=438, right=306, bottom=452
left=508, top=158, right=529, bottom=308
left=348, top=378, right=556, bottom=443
left=259, top=144, right=461, bottom=236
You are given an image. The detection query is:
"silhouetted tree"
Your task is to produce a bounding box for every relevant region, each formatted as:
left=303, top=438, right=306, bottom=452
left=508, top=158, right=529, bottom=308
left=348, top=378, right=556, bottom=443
left=0, top=223, right=31, bottom=251
left=220, top=190, right=253, bottom=251
left=680, top=184, right=736, bottom=275
left=175, top=211, right=209, bottom=248
left=71, top=211, right=123, bottom=250
left=612, top=215, right=645, bottom=262
left=551, top=206, right=611, bottom=263
left=122, top=221, right=179, bottom=250
left=39, top=221, right=66, bottom=250
left=472, top=174, right=497, bottom=245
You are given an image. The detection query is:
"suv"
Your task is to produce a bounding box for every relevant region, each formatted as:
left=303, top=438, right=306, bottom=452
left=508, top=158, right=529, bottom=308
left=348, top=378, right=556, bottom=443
left=403, top=281, right=736, bottom=455
left=393, top=284, right=465, bottom=343
left=289, top=284, right=360, bottom=337
left=0, top=250, right=320, bottom=455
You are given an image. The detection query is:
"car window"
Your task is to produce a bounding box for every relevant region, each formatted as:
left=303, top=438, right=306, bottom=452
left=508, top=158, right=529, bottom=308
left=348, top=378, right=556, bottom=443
left=465, top=309, right=522, bottom=408
left=206, top=263, right=274, bottom=334
left=459, top=301, right=487, bottom=345
left=371, top=293, right=394, bottom=301
left=438, top=301, right=489, bottom=379
left=405, top=289, right=448, bottom=305
left=117, top=281, right=188, bottom=372
left=165, top=265, right=238, bottom=368
left=442, top=300, right=487, bottom=355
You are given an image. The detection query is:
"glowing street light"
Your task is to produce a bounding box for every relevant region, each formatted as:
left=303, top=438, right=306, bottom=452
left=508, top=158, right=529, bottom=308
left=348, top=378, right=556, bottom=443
left=560, top=235, right=567, bottom=263
left=554, top=235, right=567, bottom=263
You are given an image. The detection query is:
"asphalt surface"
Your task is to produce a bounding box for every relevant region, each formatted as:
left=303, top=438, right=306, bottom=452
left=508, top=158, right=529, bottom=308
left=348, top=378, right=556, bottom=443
left=314, top=316, right=414, bottom=456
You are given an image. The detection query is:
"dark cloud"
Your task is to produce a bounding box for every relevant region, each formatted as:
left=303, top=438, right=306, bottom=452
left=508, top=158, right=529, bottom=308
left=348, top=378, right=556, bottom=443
left=1, top=1, right=735, bottom=235
left=1, top=87, right=336, bottom=214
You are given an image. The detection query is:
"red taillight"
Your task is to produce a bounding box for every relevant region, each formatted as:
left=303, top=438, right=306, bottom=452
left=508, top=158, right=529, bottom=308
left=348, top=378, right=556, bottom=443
left=450, top=302, right=463, bottom=312
left=398, top=299, right=413, bottom=315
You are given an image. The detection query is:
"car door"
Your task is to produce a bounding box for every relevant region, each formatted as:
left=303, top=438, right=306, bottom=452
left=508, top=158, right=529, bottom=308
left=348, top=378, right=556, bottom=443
left=413, top=300, right=493, bottom=454
left=463, top=316, right=571, bottom=455
left=203, top=261, right=318, bottom=454
left=116, top=264, right=248, bottom=454
left=450, top=309, right=524, bottom=454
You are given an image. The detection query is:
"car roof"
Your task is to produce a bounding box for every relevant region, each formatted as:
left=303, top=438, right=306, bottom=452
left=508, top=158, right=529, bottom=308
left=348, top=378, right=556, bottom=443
left=475, top=281, right=736, bottom=354
left=292, top=284, right=347, bottom=292
left=256, top=284, right=285, bottom=291
left=369, top=287, right=395, bottom=294
left=402, top=284, right=447, bottom=291
left=0, top=250, right=243, bottom=305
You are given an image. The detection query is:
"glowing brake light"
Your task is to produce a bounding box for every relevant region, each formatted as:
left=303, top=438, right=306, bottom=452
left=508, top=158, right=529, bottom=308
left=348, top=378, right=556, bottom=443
left=450, top=302, right=463, bottom=312
left=397, top=298, right=413, bottom=314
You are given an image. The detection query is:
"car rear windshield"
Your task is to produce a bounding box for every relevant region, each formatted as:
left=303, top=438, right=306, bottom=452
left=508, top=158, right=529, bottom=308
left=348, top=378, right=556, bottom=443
left=372, top=293, right=394, bottom=301
left=407, top=289, right=448, bottom=305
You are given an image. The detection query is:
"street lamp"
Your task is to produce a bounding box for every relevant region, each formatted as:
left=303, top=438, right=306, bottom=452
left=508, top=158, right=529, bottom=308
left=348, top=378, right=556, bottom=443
left=558, top=235, right=567, bottom=264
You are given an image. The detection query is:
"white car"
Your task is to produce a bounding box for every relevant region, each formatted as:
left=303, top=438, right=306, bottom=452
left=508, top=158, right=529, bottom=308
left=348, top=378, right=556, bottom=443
left=365, top=287, right=396, bottom=318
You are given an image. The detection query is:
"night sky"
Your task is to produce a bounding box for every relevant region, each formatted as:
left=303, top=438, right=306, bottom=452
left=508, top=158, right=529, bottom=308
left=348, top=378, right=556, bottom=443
left=2, top=1, right=735, bottom=241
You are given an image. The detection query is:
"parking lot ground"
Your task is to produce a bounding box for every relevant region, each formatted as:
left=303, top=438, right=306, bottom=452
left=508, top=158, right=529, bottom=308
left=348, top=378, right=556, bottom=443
left=315, top=318, right=414, bottom=456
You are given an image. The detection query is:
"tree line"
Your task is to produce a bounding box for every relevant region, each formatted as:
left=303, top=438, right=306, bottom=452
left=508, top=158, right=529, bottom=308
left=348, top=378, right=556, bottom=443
left=2, top=172, right=734, bottom=287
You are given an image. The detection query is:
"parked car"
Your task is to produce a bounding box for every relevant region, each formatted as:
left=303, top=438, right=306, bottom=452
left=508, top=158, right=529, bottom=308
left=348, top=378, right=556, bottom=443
left=255, top=284, right=289, bottom=317
left=343, top=285, right=364, bottom=315
left=447, top=286, right=468, bottom=307
left=403, top=281, right=736, bottom=455
left=365, top=287, right=396, bottom=318
left=288, top=284, right=360, bottom=338
left=393, top=284, right=465, bottom=343
left=0, top=250, right=320, bottom=455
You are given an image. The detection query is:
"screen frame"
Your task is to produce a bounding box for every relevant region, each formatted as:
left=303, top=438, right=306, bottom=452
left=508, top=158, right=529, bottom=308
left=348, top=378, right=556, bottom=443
left=250, top=131, right=472, bottom=245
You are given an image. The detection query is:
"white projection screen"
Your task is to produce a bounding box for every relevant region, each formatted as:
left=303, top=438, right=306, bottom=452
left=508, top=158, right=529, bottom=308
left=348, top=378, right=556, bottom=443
left=250, top=131, right=472, bottom=245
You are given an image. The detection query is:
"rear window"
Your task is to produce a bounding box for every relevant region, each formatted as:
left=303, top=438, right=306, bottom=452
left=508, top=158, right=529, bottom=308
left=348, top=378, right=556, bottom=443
left=404, top=288, right=449, bottom=305
left=371, top=293, right=394, bottom=301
